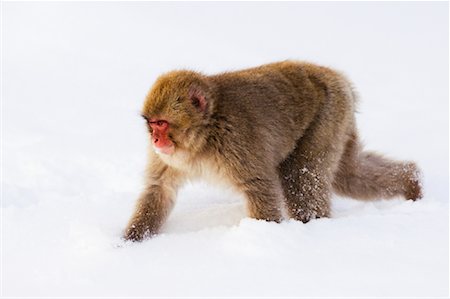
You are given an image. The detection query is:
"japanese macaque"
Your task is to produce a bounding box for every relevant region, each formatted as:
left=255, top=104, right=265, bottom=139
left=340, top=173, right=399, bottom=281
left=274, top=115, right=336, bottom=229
left=123, top=61, right=422, bottom=241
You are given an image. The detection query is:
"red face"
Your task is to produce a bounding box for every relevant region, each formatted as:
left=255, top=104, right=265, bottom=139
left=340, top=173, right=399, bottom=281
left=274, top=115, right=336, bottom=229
left=147, top=118, right=175, bottom=155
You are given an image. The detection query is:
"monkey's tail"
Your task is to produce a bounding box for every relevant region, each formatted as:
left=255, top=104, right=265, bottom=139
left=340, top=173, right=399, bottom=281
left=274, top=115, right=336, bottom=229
left=332, top=132, right=423, bottom=201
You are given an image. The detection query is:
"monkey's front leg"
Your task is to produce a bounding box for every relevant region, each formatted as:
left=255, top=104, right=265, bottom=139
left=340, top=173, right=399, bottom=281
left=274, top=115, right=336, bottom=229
left=124, top=185, right=175, bottom=241
left=124, top=161, right=182, bottom=241
left=239, top=175, right=284, bottom=222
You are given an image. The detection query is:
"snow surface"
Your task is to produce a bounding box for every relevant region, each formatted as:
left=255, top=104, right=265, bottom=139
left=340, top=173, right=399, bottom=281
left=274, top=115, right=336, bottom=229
left=2, top=2, right=449, bottom=297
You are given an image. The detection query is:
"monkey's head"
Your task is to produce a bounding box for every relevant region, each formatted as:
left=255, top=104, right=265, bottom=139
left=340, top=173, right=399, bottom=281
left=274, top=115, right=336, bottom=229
left=142, top=70, right=214, bottom=156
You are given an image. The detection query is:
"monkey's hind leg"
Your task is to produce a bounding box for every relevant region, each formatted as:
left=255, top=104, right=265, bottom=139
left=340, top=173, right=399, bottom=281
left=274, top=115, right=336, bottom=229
left=332, top=131, right=423, bottom=201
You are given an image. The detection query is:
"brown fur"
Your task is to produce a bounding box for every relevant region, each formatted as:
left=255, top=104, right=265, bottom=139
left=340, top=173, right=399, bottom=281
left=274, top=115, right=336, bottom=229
left=123, top=61, right=423, bottom=241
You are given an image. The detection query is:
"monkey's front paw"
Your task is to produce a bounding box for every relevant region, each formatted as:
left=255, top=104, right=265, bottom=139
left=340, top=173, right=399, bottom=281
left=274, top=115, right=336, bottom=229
left=123, top=224, right=150, bottom=242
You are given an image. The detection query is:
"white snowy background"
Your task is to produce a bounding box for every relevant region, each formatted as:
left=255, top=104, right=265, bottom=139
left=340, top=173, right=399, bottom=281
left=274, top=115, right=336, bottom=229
left=2, top=2, right=449, bottom=297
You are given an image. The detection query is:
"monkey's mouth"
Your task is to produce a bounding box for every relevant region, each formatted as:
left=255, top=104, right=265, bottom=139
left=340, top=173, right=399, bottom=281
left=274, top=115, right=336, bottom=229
left=153, top=143, right=175, bottom=155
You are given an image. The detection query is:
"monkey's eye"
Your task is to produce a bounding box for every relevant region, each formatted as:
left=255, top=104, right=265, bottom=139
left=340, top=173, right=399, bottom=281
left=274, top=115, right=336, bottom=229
left=149, top=120, right=169, bottom=129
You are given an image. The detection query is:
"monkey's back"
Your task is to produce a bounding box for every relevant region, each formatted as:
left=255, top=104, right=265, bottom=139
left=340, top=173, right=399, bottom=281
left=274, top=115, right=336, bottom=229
left=208, top=61, right=355, bottom=165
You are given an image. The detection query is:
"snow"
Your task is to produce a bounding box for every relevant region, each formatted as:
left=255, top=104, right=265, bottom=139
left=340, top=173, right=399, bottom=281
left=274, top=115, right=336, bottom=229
left=2, top=2, right=448, bottom=297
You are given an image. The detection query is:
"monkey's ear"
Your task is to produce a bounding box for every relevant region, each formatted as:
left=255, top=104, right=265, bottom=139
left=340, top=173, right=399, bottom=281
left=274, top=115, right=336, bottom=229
left=189, top=86, right=208, bottom=113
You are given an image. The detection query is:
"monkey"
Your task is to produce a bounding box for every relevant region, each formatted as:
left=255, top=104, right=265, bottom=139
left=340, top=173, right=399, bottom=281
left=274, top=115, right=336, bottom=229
left=123, top=60, right=423, bottom=241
